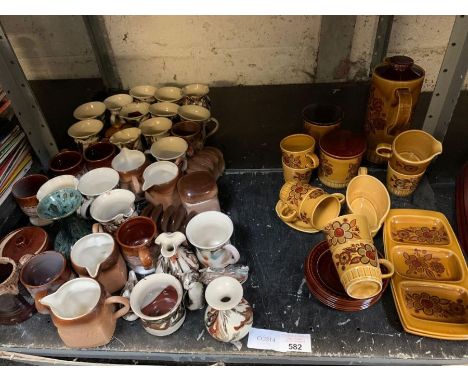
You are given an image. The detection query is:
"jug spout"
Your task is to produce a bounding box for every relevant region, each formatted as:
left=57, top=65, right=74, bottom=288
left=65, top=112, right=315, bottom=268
left=155, top=232, right=186, bottom=258
left=39, top=290, right=61, bottom=311
left=431, top=139, right=443, bottom=158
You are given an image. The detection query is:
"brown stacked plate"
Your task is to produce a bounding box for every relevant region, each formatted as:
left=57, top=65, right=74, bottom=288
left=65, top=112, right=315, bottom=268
left=304, top=240, right=389, bottom=312
left=455, top=163, right=468, bottom=255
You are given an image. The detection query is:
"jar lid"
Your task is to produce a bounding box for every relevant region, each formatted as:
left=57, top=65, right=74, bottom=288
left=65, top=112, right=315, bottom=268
left=177, top=171, right=218, bottom=204
left=1, top=227, right=49, bottom=263
left=319, top=130, right=366, bottom=158
left=375, top=55, right=424, bottom=81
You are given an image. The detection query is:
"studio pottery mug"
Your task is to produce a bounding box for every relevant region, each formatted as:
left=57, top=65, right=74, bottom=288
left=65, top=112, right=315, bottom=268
left=302, top=103, right=343, bottom=143
left=150, top=136, right=188, bottom=171
left=90, top=189, right=136, bottom=234
left=149, top=101, right=180, bottom=122
left=39, top=278, right=130, bottom=348
left=386, top=162, right=424, bottom=197
left=83, top=141, right=117, bottom=170
left=170, top=121, right=204, bottom=157
left=177, top=105, right=219, bottom=139
left=103, top=93, right=133, bottom=125
left=364, top=55, right=425, bottom=164
left=130, top=273, right=186, bottom=336
left=19, top=251, right=73, bottom=314
left=67, top=119, right=104, bottom=153
left=49, top=149, right=86, bottom=178
left=155, top=86, right=183, bottom=103
left=139, top=117, right=173, bottom=148
left=142, top=161, right=180, bottom=203
left=73, top=101, right=106, bottom=121
left=282, top=157, right=312, bottom=183
left=129, top=85, right=157, bottom=103
left=111, top=148, right=149, bottom=197
left=109, top=127, right=142, bottom=150
left=115, top=216, right=158, bottom=276
left=71, top=233, right=128, bottom=294
left=186, top=211, right=240, bottom=268
left=280, top=134, right=319, bottom=170
left=181, top=83, right=211, bottom=110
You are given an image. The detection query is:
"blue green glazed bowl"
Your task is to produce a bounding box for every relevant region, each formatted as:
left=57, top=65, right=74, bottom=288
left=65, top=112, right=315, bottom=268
left=37, top=188, right=82, bottom=220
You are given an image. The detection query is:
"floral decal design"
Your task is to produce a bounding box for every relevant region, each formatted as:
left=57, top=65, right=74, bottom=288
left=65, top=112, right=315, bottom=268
left=389, top=175, right=421, bottom=191
left=405, top=292, right=467, bottom=321
left=403, top=249, right=446, bottom=280
left=392, top=226, right=449, bottom=245
left=318, top=156, right=333, bottom=178
left=283, top=153, right=302, bottom=169
left=395, top=160, right=419, bottom=173
left=364, top=85, right=387, bottom=135
left=293, top=172, right=311, bottom=182
left=286, top=183, right=311, bottom=206
left=308, top=188, right=325, bottom=199
left=346, top=162, right=360, bottom=182
left=334, top=243, right=378, bottom=270
left=324, top=218, right=361, bottom=246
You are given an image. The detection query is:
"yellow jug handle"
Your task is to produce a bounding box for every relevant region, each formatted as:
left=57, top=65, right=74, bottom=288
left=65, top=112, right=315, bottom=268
left=278, top=201, right=297, bottom=222
left=305, top=153, right=320, bottom=169
left=379, top=259, right=395, bottom=279
left=375, top=143, right=393, bottom=159
left=387, top=88, right=412, bottom=136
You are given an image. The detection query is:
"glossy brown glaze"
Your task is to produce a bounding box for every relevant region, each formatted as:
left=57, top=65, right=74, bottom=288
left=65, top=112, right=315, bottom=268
left=178, top=171, right=218, bottom=204
left=12, top=174, right=48, bottom=211
left=83, top=141, right=117, bottom=170
left=2, top=227, right=49, bottom=263
left=303, top=103, right=343, bottom=125
left=49, top=150, right=85, bottom=177
left=141, top=285, right=178, bottom=317
left=319, top=129, right=366, bottom=158
left=375, top=56, right=424, bottom=81
left=171, top=121, right=203, bottom=156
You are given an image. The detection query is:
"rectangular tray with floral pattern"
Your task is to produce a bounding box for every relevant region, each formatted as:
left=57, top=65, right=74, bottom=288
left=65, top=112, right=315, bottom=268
left=383, top=209, right=468, bottom=340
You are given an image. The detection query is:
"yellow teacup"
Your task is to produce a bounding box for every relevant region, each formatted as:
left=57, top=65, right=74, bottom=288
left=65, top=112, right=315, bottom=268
left=386, top=162, right=424, bottom=197
left=282, top=158, right=312, bottom=183
left=302, top=103, right=343, bottom=143
left=280, top=134, right=319, bottom=170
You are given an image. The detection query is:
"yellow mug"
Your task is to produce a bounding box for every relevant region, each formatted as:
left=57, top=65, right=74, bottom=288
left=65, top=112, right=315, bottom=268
left=302, top=104, right=343, bottom=143
left=386, top=162, right=424, bottom=197
left=280, top=134, right=319, bottom=170
left=282, top=158, right=312, bottom=183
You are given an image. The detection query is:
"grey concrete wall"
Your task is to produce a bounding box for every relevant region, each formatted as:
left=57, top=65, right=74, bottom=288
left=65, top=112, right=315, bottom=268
left=1, top=15, right=466, bottom=90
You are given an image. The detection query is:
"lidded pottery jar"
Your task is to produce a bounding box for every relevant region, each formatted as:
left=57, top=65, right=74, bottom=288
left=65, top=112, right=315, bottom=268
left=364, top=55, right=425, bottom=164
left=0, top=226, right=49, bottom=264
left=318, top=129, right=366, bottom=189
left=177, top=171, right=220, bottom=214
left=204, top=276, right=253, bottom=343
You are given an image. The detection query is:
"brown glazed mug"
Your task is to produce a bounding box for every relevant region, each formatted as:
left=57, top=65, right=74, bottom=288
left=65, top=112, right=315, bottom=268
left=171, top=121, right=204, bottom=157
left=116, top=216, right=158, bottom=276
left=83, top=141, right=117, bottom=170
left=302, top=103, right=343, bottom=143
left=12, top=174, right=51, bottom=226
left=19, top=251, right=73, bottom=314
left=49, top=149, right=86, bottom=178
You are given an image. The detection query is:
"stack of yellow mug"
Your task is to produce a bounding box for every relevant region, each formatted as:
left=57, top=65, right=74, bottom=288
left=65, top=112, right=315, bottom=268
left=280, top=134, right=319, bottom=183
left=375, top=130, right=442, bottom=197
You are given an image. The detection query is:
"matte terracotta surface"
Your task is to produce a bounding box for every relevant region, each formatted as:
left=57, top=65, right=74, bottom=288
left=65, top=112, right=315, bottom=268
left=178, top=171, right=218, bottom=204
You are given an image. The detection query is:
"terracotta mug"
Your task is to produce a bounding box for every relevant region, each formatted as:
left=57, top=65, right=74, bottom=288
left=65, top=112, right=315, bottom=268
left=111, top=148, right=149, bottom=197
left=67, top=119, right=103, bottom=153
left=364, top=55, right=425, bottom=164
left=186, top=211, right=240, bottom=268
left=70, top=233, right=128, bottom=294
left=170, top=120, right=204, bottom=157
left=346, top=167, right=390, bottom=237
left=142, top=161, right=180, bottom=204
left=302, top=103, right=343, bottom=143
left=278, top=181, right=344, bottom=230
left=322, top=214, right=394, bottom=299
left=49, top=149, right=86, bottom=178
left=375, top=129, right=443, bottom=175
left=282, top=158, right=312, bottom=183
left=386, top=162, right=424, bottom=197
left=0, top=257, right=36, bottom=325
left=130, top=273, right=185, bottom=336
left=39, top=278, right=129, bottom=348
left=280, top=134, right=319, bottom=169
left=115, top=216, right=158, bottom=276
left=83, top=141, right=117, bottom=170
left=177, top=104, right=219, bottom=138
left=318, top=129, right=366, bottom=189
left=12, top=174, right=52, bottom=226
left=19, top=251, right=73, bottom=315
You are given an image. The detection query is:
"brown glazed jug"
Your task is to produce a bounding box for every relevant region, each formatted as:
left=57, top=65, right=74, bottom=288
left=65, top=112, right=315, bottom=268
left=364, top=56, right=424, bottom=164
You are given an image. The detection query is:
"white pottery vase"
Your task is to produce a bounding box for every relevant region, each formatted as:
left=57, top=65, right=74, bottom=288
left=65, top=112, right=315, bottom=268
left=204, top=276, right=253, bottom=343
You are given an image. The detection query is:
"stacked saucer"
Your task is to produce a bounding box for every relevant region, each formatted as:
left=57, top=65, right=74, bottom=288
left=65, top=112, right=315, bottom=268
left=304, top=241, right=389, bottom=312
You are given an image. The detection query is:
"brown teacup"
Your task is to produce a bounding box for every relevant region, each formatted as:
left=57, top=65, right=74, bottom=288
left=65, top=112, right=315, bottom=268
left=49, top=150, right=86, bottom=178
left=83, top=141, right=117, bottom=170
left=12, top=174, right=50, bottom=226
left=19, top=251, right=74, bottom=314
left=171, top=120, right=204, bottom=157
left=116, top=216, right=158, bottom=276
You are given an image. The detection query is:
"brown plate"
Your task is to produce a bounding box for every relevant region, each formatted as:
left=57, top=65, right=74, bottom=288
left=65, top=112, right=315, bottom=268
left=304, top=241, right=389, bottom=311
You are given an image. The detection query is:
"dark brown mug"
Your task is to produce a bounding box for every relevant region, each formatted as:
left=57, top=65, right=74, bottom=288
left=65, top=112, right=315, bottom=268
left=83, top=141, right=117, bottom=170
left=19, top=251, right=73, bottom=314
left=115, top=216, right=157, bottom=276
left=49, top=149, right=86, bottom=177
left=12, top=174, right=49, bottom=226
left=171, top=121, right=204, bottom=157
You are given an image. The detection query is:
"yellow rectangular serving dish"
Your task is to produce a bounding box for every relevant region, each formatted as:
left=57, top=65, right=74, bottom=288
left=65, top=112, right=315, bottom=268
left=383, top=209, right=468, bottom=340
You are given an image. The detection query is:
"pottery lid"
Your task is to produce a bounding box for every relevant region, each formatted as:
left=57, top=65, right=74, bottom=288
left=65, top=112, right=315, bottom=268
left=319, top=129, right=366, bottom=158
left=1, top=227, right=48, bottom=263
left=375, top=55, right=424, bottom=81
left=177, top=171, right=218, bottom=204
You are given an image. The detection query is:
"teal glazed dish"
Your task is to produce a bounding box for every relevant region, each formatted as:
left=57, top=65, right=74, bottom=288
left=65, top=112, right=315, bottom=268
left=37, top=188, right=82, bottom=220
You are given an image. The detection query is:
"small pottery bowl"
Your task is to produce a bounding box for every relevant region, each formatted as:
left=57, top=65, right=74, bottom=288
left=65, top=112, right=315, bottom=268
left=36, top=175, right=79, bottom=201
left=37, top=188, right=82, bottom=221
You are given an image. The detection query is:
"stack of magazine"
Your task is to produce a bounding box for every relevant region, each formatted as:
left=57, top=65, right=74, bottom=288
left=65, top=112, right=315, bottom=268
left=0, top=88, right=33, bottom=205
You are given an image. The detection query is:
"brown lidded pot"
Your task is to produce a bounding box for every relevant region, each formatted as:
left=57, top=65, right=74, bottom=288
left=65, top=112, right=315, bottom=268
left=0, top=226, right=49, bottom=264
left=49, top=149, right=86, bottom=177
left=317, top=129, right=366, bottom=189
left=171, top=120, right=204, bottom=157
left=115, top=216, right=158, bottom=275
left=177, top=171, right=220, bottom=214
left=19, top=251, right=73, bottom=315
left=83, top=141, right=117, bottom=170
left=11, top=174, right=49, bottom=223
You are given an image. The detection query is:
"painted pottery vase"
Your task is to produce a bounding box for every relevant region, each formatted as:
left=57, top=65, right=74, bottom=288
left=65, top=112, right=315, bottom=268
left=204, top=276, right=253, bottom=343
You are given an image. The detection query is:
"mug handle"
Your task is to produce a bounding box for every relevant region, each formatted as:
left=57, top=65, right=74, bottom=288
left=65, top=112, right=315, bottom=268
left=305, top=153, right=320, bottom=169
left=358, top=167, right=368, bottom=176
left=331, top=193, right=346, bottom=205
left=105, top=296, right=130, bottom=320
left=378, top=259, right=395, bottom=279
left=375, top=143, right=393, bottom=160
left=79, top=199, right=93, bottom=219
left=138, top=247, right=154, bottom=269
left=92, top=223, right=104, bottom=233
left=35, top=290, right=50, bottom=314
left=387, top=88, right=412, bottom=136
left=278, top=201, right=298, bottom=222
left=223, top=244, right=240, bottom=265
left=130, top=175, right=142, bottom=195
left=205, top=118, right=219, bottom=138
